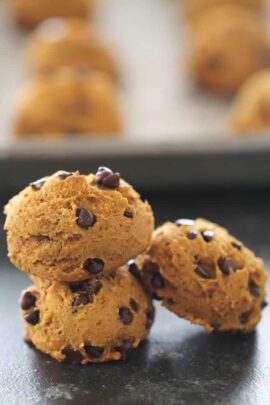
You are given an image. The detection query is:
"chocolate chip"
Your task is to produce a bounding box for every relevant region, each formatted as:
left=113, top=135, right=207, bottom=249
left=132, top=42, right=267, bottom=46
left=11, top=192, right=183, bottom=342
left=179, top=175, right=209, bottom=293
left=129, top=298, right=138, bottom=312
left=76, top=208, right=96, bottom=229
left=167, top=297, right=176, bottom=305
left=84, top=345, right=104, bottom=358
left=187, top=230, right=198, bottom=240
left=211, top=321, right=221, bottom=331
left=127, top=260, right=142, bottom=282
left=145, top=307, right=155, bottom=329
left=124, top=210, right=133, bottom=218
left=194, top=266, right=211, bottom=279
left=232, top=241, right=242, bottom=251
left=249, top=282, right=260, bottom=298
left=30, top=178, right=46, bottom=191
left=119, top=307, right=133, bottom=325
left=25, top=310, right=40, bottom=325
left=261, top=300, right=268, bottom=309
left=115, top=341, right=133, bottom=361
left=20, top=291, right=36, bottom=310
left=202, top=230, right=214, bottom=242
left=218, top=257, right=237, bottom=276
left=55, top=171, right=74, bottom=179
left=83, top=258, right=104, bottom=275
left=88, top=280, right=103, bottom=296
left=72, top=293, right=91, bottom=310
left=62, top=348, right=84, bottom=364
left=152, top=292, right=162, bottom=301
left=70, top=282, right=85, bottom=293
left=175, top=219, right=194, bottom=226
left=239, top=311, right=251, bottom=325
left=96, top=167, right=120, bottom=189
left=151, top=272, right=165, bottom=289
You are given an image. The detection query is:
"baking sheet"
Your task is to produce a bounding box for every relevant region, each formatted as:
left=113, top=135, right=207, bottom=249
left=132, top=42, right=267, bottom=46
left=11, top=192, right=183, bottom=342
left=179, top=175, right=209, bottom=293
left=1, top=0, right=270, bottom=191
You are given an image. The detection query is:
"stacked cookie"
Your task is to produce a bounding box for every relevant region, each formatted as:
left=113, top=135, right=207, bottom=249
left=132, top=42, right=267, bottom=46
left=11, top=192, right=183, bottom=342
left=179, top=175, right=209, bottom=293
left=4, top=168, right=155, bottom=364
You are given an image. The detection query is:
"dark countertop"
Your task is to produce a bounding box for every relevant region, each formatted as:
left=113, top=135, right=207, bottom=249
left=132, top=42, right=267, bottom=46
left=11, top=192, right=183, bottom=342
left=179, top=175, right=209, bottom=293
left=1, top=188, right=270, bottom=405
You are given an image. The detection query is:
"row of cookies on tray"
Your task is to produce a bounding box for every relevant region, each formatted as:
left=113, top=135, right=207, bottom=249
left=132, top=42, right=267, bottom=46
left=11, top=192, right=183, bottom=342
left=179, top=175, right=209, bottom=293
left=10, top=0, right=123, bottom=138
left=182, top=0, right=270, bottom=135
left=4, top=168, right=268, bottom=364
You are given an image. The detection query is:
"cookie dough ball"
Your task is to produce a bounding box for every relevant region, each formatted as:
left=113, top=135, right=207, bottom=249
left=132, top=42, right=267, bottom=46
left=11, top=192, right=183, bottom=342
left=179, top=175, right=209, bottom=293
left=4, top=169, right=154, bottom=282
left=183, top=0, right=265, bottom=19
left=13, top=67, right=122, bottom=138
left=26, top=18, right=118, bottom=79
left=20, top=268, right=155, bottom=364
left=10, top=0, right=90, bottom=28
left=187, top=5, right=270, bottom=93
left=135, top=218, right=267, bottom=333
left=230, top=69, right=270, bottom=133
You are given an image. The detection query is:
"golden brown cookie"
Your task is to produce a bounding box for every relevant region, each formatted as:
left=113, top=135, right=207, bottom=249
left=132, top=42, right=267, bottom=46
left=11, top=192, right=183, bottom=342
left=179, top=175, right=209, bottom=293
left=135, top=218, right=267, bottom=333
left=4, top=169, right=154, bottom=282
left=187, top=5, right=270, bottom=93
left=230, top=69, right=270, bottom=134
left=10, top=0, right=91, bottom=28
left=13, top=66, right=122, bottom=138
left=20, top=268, right=154, bottom=364
left=183, top=0, right=265, bottom=19
left=26, top=18, right=118, bottom=79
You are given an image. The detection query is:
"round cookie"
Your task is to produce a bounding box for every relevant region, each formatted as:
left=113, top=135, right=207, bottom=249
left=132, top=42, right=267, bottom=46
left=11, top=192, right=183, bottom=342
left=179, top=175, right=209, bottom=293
left=4, top=169, right=154, bottom=282
left=135, top=218, right=268, bottom=333
left=230, top=69, right=270, bottom=134
left=13, top=66, right=122, bottom=138
left=26, top=18, right=118, bottom=79
left=20, top=268, right=155, bottom=364
left=183, top=0, right=265, bottom=19
left=187, top=5, right=270, bottom=93
left=10, top=0, right=90, bottom=28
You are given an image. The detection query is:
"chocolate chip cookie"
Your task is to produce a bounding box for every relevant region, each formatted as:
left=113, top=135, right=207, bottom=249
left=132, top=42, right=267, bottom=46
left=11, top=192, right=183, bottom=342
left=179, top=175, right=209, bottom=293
left=10, top=0, right=91, bottom=28
left=21, top=267, right=154, bottom=364
left=5, top=169, right=154, bottom=282
left=135, top=218, right=267, bottom=333
left=26, top=18, right=118, bottom=79
left=13, top=66, right=122, bottom=138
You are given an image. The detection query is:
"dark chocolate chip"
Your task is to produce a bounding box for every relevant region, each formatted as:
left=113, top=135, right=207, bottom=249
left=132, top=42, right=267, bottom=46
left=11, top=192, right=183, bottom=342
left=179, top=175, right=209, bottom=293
left=124, top=210, right=133, bottom=218
left=151, top=272, right=165, bottom=289
left=152, top=292, right=162, bottom=301
left=218, top=257, right=237, bottom=276
left=194, top=266, right=211, bottom=279
left=84, top=345, right=104, bottom=358
left=83, top=258, right=104, bottom=275
left=129, top=298, right=138, bottom=312
left=239, top=312, right=251, bottom=325
left=70, top=282, right=85, bottom=293
left=261, top=300, right=268, bottom=309
left=96, top=167, right=120, bottom=189
left=119, top=307, right=133, bottom=325
left=249, top=282, right=260, bottom=298
left=175, top=218, right=194, bottom=226
left=115, top=341, right=133, bottom=361
left=211, top=321, right=221, bottom=331
left=20, top=291, right=36, bottom=310
left=187, top=230, right=198, bottom=240
left=232, top=241, right=242, bottom=251
left=30, top=178, right=46, bottom=191
left=55, top=171, right=74, bottom=179
left=143, top=261, right=160, bottom=273
left=167, top=297, right=176, bottom=305
left=25, top=310, right=40, bottom=325
left=202, top=230, right=214, bottom=242
left=145, top=307, right=155, bottom=329
left=88, top=280, right=103, bottom=296
left=62, top=348, right=84, bottom=364
left=127, top=260, right=142, bottom=282
left=72, top=293, right=91, bottom=309
left=76, top=208, right=96, bottom=229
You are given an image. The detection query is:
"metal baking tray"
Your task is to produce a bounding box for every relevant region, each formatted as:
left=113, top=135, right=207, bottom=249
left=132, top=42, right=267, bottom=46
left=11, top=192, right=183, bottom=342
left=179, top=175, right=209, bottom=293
left=1, top=0, right=270, bottom=192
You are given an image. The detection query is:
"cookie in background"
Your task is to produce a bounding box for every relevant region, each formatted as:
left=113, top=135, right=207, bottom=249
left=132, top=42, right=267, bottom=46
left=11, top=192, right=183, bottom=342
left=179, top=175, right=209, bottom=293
left=186, top=5, right=270, bottom=93
left=13, top=66, right=123, bottom=138
left=10, top=0, right=91, bottom=28
left=230, top=69, right=270, bottom=134
left=25, top=18, right=118, bottom=80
